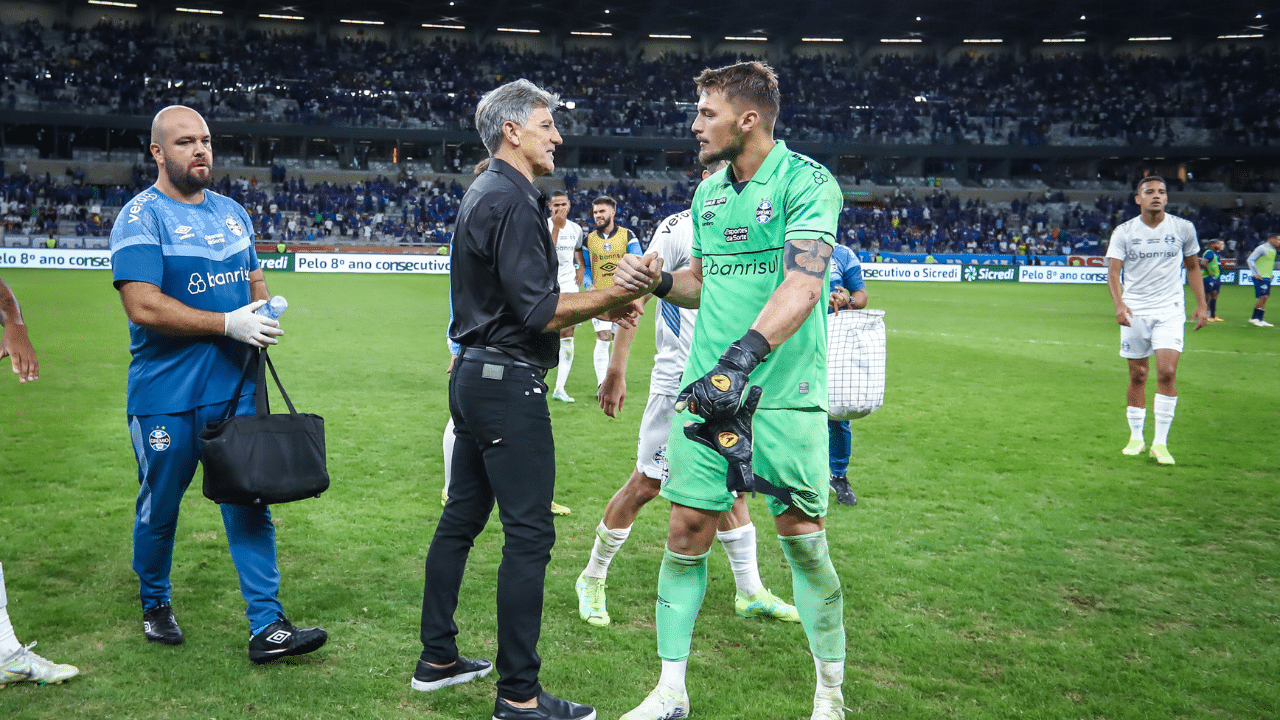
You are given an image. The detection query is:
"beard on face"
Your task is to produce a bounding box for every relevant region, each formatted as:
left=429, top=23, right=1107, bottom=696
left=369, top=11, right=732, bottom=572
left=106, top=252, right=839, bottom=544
left=166, top=160, right=211, bottom=196
left=697, top=127, right=748, bottom=167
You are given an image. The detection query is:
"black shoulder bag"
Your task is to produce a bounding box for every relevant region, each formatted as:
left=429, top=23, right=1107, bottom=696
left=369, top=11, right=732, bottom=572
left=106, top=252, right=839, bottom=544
left=200, top=349, right=330, bottom=506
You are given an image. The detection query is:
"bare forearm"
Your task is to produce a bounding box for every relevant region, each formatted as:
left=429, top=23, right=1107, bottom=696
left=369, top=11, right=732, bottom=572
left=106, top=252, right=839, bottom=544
left=749, top=273, right=823, bottom=350
left=119, top=282, right=224, bottom=336
left=251, top=275, right=270, bottom=302
left=546, top=285, right=635, bottom=332
left=658, top=269, right=702, bottom=309
left=0, top=279, right=21, bottom=326
left=1185, top=260, right=1207, bottom=305
left=608, top=315, right=639, bottom=374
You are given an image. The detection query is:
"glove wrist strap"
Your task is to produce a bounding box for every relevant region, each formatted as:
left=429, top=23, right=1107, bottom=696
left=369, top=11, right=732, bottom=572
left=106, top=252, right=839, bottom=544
left=721, top=329, right=770, bottom=373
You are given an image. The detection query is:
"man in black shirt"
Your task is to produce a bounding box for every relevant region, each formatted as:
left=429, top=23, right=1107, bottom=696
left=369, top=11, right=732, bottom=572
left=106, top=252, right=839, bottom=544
left=413, top=79, right=658, bottom=720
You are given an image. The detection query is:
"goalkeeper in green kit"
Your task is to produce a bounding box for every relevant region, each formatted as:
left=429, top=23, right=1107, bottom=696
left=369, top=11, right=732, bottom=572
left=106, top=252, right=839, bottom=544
left=613, top=61, right=846, bottom=720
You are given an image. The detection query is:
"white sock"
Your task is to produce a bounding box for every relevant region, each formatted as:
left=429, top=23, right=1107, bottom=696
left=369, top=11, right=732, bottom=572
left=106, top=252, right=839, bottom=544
left=658, top=658, right=688, bottom=692
left=584, top=521, right=631, bottom=579
left=814, top=653, right=844, bottom=694
left=1153, top=394, right=1177, bottom=446
left=593, top=338, right=612, bottom=387
left=442, top=418, right=455, bottom=497
left=1126, top=406, right=1146, bottom=441
left=717, top=523, right=764, bottom=596
left=0, top=563, right=22, bottom=655
left=554, top=337, right=574, bottom=393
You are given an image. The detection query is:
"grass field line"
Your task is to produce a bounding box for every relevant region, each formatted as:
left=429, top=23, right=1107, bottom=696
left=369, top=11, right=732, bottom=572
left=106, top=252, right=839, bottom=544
left=887, top=327, right=1280, bottom=356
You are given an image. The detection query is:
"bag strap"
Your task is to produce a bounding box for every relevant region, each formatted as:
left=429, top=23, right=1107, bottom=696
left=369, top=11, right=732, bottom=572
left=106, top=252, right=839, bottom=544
left=218, top=349, right=260, bottom=422
left=256, top=349, right=300, bottom=417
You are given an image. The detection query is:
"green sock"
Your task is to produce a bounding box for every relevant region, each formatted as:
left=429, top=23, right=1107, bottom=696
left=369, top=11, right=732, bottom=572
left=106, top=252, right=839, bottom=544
left=655, top=546, right=710, bottom=662
left=779, top=530, right=846, bottom=662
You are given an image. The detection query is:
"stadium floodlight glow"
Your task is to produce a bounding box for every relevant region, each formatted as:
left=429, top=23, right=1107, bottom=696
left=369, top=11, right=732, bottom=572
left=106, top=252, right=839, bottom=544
left=422, top=23, right=465, bottom=30
left=89, top=0, right=138, bottom=7
left=340, top=19, right=384, bottom=25
left=175, top=7, right=222, bottom=14
left=880, top=38, right=922, bottom=43
left=1043, top=38, right=1086, bottom=43
left=570, top=30, right=613, bottom=36
left=801, top=37, right=844, bottom=42
left=497, top=27, right=540, bottom=33
left=724, top=35, right=767, bottom=41
left=1218, top=33, right=1264, bottom=38
left=649, top=33, right=692, bottom=39
left=963, top=38, right=1003, bottom=44
left=259, top=13, right=304, bottom=20
left=1128, top=36, right=1172, bottom=41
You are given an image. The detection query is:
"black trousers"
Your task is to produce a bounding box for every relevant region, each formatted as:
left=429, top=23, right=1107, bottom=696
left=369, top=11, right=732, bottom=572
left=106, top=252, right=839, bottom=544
left=420, top=355, right=555, bottom=702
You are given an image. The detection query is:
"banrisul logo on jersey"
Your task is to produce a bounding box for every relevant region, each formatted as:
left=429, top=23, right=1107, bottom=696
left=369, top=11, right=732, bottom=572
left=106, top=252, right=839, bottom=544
left=962, top=265, right=1018, bottom=282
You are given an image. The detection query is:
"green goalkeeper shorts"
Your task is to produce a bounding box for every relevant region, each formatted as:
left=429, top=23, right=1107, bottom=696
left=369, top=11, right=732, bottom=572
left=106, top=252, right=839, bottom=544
left=661, top=406, right=830, bottom=518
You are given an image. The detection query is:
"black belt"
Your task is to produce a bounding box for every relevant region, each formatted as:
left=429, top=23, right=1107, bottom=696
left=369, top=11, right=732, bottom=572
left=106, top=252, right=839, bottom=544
left=458, top=346, right=546, bottom=375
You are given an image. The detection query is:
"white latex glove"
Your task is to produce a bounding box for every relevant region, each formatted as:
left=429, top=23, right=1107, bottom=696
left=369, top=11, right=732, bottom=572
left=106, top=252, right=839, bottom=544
left=223, top=300, right=283, bottom=347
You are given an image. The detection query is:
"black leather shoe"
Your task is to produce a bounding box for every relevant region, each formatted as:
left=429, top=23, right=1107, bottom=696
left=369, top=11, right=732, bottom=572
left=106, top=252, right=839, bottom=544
left=248, top=617, right=327, bottom=664
left=143, top=602, right=184, bottom=645
left=411, top=655, right=493, bottom=691
left=493, top=690, right=596, bottom=720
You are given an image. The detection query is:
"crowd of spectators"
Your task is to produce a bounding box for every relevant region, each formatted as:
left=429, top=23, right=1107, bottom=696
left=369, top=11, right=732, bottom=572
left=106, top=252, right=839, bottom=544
left=3, top=165, right=1277, bottom=262
left=3, top=19, right=1280, bottom=146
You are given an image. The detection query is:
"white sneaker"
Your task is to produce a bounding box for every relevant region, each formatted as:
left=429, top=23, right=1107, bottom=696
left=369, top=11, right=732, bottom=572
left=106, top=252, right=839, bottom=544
left=810, top=687, right=846, bottom=720
left=0, top=643, right=78, bottom=686
left=1259, top=320, right=1275, bottom=327
left=620, top=683, right=690, bottom=720
left=552, top=389, right=576, bottom=403
left=1249, top=318, right=1265, bottom=326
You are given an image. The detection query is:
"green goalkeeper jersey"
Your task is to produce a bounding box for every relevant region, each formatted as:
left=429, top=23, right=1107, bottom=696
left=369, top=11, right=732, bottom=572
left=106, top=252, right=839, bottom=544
left=686, top=140, right=842, bottom=410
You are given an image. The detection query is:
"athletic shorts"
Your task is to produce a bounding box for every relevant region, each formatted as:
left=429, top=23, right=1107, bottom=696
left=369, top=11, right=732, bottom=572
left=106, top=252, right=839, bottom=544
left=1120, top=311, right=1185, bottom=358
left=662, top=406, right=829, bottom=519
left=1203, top=277, right=1221, bottom=293
left=1254, top=277, right=1272, bottom=298
left=636, top=392, right=676, bottom=480
left=558, top=283, right=580, bottom=295
left=591, top=317, right=616, bottom=334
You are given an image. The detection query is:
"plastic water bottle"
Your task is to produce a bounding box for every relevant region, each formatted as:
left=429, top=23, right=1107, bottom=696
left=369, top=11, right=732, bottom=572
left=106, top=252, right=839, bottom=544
left=256, top=295, right=288, bottom=320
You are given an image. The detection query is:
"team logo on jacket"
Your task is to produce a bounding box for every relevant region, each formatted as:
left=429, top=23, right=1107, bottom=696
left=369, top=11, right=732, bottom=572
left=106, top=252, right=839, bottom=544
left=755, top=199, right=773, bottom=224
left=148, top=428, right=171, bottom=451
left=226, top=217, right=245, bottom=237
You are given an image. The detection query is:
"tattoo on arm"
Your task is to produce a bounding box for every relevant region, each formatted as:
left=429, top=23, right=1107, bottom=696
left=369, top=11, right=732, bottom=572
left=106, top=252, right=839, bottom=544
left=783, top=238, right=832, bottom=278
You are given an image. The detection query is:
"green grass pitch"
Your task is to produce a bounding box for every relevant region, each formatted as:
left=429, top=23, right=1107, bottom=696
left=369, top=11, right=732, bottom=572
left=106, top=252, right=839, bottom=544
left=0, top=268, right=1276, bottom=719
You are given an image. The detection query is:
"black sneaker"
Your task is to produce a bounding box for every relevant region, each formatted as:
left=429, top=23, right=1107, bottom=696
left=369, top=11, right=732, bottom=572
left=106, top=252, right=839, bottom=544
left=248, top=617, right=327, bottom=664
left=143, top=602, right=184, bottom=645
left=830, top=474, right=857, bottom=506
left=411, top=655, right=493, bottom=691
left=493, top=690, right=596, bottom=720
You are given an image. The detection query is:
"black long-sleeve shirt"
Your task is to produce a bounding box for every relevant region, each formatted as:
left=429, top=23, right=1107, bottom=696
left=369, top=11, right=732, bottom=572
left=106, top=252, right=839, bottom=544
left=448, top=158, right=559, bottom=368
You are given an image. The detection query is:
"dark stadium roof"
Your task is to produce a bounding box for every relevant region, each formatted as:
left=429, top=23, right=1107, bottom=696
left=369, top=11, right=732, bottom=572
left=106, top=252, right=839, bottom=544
left=77, top=0, right=1272, bottom=45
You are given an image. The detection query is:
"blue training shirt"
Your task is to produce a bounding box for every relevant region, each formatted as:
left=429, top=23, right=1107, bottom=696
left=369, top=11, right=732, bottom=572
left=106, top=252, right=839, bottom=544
left=110, top=186, right=261, bottom=416
left=828, top=244, right=865, bottom=314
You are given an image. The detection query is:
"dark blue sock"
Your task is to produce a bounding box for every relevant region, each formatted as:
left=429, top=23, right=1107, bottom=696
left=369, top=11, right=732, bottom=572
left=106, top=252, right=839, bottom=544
left=1208, top=298, right=1217, bottom=317
left=1254, top=308, right=1264, bottom=320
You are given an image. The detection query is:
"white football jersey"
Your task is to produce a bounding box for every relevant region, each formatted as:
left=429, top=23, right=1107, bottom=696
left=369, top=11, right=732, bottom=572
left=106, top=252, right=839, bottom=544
left=1105, top=213, right=1199, bottom=316
left=548, top=218, right=584, bottom=291
left=647, top=210, right=699, bottom=396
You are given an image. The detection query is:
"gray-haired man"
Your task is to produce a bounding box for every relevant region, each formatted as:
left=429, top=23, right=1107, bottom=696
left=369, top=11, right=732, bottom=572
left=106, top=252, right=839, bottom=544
left=412, top=79, right=658, bottom=720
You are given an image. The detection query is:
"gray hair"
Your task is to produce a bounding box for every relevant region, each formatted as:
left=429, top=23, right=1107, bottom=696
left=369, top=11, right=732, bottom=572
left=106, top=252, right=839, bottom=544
left=475, top=79, right=560, bottom=156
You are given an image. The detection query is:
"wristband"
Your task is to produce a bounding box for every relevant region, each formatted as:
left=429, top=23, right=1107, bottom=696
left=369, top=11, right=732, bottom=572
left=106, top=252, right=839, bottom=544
left=737, top=328, right=771, bottom=360
left=653, top=271, right=674, bottom=298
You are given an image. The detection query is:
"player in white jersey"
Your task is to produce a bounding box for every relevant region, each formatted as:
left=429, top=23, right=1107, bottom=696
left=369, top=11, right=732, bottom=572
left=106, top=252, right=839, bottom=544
left=575, top=163, right=798, bottom=629
left=1105, top=176, right=1208, bottom=465
left=547, top=191, right=586, bottom=402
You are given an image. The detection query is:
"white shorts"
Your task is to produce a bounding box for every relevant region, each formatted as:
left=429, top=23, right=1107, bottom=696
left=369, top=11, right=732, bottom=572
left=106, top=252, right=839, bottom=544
left=558, top=282, right=579, bottom=294
left=635, top=392, right=677, bottom=481
left=1120, top=312, right=1185, bottom=358
left=591, top=317, right=616, bottom=334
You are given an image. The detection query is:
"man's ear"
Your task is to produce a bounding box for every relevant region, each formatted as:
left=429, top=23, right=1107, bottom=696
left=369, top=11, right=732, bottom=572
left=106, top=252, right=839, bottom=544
left=502, top=120, right=521, bottom=147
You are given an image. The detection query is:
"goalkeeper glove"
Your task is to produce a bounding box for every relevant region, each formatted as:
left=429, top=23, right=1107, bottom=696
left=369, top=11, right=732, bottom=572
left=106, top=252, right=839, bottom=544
left=683, top=385, right=764, bottom=495
left=675, top=329, right=770, bottom=421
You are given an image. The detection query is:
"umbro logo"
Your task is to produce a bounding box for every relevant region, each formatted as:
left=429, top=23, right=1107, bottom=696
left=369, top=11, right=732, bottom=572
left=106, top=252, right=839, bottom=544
left=701, top=211, right=715, bottom=221
left=267, top=630, right=292, bottom=644
left=175, top=225, right=192, bottom=234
